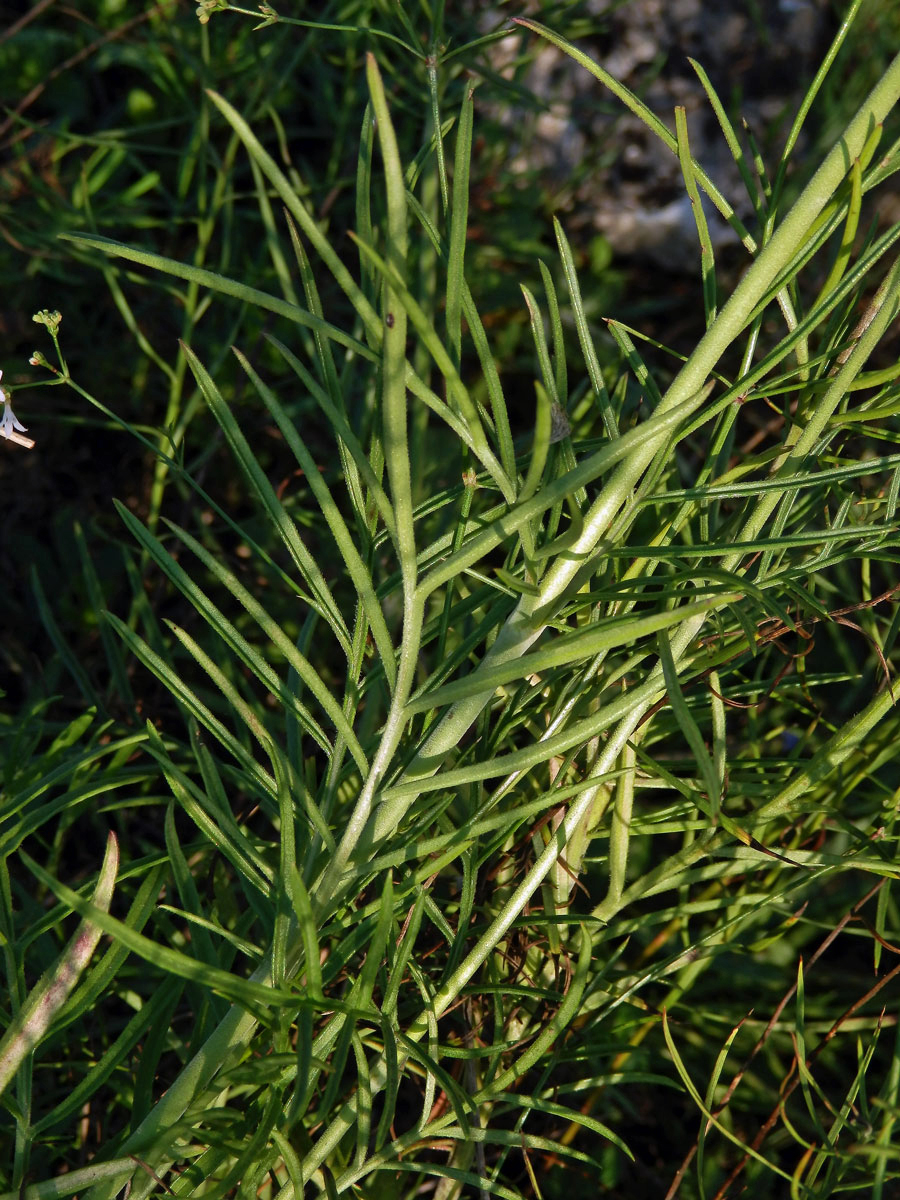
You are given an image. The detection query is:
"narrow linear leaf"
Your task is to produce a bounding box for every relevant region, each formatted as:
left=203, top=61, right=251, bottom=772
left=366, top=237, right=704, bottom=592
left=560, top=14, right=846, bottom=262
left=555, top=217, right=618, bottom=437
left=180, top=342, right=352, bottom=658
left=408, top=593, right=740, bottom=712
left=17, top=849, right=303, bottom=1016
left=202, top=89, right=382, bottom=340
left=233, top=348, right=398, bottom=692
left=675, top=106, right=717, bottom=325
left=60, top=233, right=375, bottom=362
left=0, top=834, right=118, bottom=1096
left=366, top=52, right=417, bottom=583
left=447, top=85, right=474, bottom=366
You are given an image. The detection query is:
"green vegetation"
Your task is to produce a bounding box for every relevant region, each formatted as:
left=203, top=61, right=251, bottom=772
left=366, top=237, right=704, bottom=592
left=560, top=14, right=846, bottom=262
left=3, top=2, right=900, bottom=1196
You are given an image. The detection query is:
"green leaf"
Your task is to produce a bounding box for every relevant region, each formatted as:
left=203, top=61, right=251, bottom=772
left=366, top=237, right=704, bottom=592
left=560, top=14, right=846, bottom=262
left=60, top=233, right=375, bottom=362
left=0, top=834, right=119, bottom=1097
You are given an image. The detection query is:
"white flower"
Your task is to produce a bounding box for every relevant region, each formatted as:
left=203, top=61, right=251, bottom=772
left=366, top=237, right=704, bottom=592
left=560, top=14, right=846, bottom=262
left=0, top=370, right=32, bottom=448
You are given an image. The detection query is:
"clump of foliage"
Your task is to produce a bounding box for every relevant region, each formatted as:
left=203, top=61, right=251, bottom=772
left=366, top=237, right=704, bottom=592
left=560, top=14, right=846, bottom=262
left=3, top=3, right=900, bottom=1198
